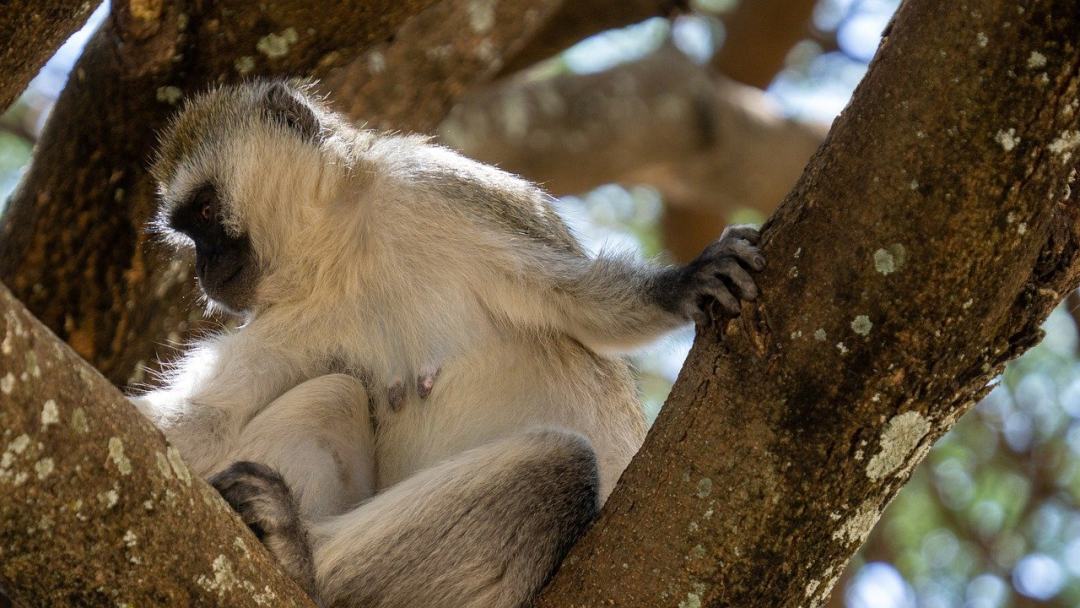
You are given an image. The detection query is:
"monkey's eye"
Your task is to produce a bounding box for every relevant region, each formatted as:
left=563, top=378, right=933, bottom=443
left=192, top=186, right=218, bottom=224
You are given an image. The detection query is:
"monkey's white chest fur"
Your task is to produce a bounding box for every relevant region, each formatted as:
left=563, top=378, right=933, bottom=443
left=294, top=277, right=645, bottom=500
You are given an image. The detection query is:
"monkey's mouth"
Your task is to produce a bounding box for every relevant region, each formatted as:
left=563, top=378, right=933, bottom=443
left=198, top=259, right=258, bottom=315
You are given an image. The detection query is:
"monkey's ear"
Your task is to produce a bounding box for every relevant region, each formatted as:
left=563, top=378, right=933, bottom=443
left=262, top=82, right=322, bottom=142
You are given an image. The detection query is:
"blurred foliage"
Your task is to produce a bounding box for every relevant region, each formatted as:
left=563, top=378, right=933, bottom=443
left=1, top=0, right=1075, bottom=605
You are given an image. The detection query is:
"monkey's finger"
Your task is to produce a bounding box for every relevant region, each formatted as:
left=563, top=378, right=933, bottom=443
left=722, top=224, right=761, bottom=245
left=701, top=282, right=741, bottom=316
left=714, top=259, right=758, bottom=300
left=724, top=239, right=766, bottom=272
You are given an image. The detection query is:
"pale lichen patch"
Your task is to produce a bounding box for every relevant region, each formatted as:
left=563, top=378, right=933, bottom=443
left=252, top=586, right=278, bottom=606
left=34, top=457, right=54, bottom=480
left=156, top=86, right=183, bottom=105
left=851, top=315, right=873, bottom=336
left=71, top=408, right=89, bottom=434
left=873, top=244, right=906, bottom=275
left=167, top=446, right=191, bottom=485
left=695, top=477, right=713, bottom=498
left=123, top=529, right=138, bottom=547
left=196, top=554, right=243, bottom=597
left=256, top=27, right=299, bottom=59
left=1027, top=51, right=1047, bottom=69
left=831, top=500, right=879, bottom=545
left=99, top=488, right=120, bottom=509
left=976, top=32, right=988, bottom=47
left=367, top=50, right=386, bottom=74
left=995, top=128, right=1020, bottom=151
left=155, top=451, right=174, bottom=479
left=233, top=536, right=252, bottom=559
left=233, top=55, right=256, bottom=75
left=25, top=351, right=40, bottom=378
left=1049, top=130, right=1080, bottom=158
left=678, top=592, right=703, bottom=608
left=41, top=399, right=59, bottom=429
left=467, top=0, right=497, bottom=33
left=0, top=373, right=14, bottom=394
left=814, top=329, right=827, bottom=342
left=108, top=437, right=133, bottom=476
left=9, top=434, right=30, bottom=455
left=866, top=411, right=931, bottom=481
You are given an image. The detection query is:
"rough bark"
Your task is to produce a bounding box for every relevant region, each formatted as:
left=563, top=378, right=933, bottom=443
left=0, top=284, right=314, bottom=607
left=0, top=0, right=438, bottom=389
left=538, top=0, right=1080, bottom=606
left=321, top=0, right=568, bottom=133
left=0, top=0, right=98, bottom=112
left=496, top=0, right=685, bottom=75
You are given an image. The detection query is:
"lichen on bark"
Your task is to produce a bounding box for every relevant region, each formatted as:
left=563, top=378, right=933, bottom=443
left=0, top=284, right=314, bottom=607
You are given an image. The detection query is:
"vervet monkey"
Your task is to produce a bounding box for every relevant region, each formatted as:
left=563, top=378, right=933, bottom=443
left=133, top=80, right=764, bottom=607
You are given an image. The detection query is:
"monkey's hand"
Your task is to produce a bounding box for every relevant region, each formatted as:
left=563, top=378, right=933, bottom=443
left=656, top=224, right=765, bottom=324
left=210, top=461, right=321, bottom=604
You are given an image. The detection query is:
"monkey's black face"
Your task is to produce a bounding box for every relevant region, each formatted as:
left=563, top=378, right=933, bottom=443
left=170, top=185, right=260, bottom=315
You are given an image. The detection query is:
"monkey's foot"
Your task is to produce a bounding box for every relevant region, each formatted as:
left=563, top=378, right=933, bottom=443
left=210, top=461, right=320, bottom=602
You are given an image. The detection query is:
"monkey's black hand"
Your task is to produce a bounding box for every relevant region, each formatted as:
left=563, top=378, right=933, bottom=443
left=210, top=461, right=321, bottom=604
left=655, top=224, right=765, bottom=324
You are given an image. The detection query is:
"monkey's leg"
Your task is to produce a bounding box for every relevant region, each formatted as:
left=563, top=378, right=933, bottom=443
left=312, top=429, right=599, bottom=608
left=211, top=374, right=376, bottom=603
left=221, top=373, right=377, bottom=518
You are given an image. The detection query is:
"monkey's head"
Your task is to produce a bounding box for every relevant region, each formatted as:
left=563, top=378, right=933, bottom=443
left=152, top=80, right=347, bottom=316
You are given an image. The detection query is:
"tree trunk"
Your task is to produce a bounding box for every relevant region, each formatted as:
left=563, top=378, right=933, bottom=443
left=0, top=283, right=313, bottom=607
left=0, top=0, right=98, bottom=111
left=537, top=0, right=1080, bottom=606
left=0, top=0, right=437, bottom=389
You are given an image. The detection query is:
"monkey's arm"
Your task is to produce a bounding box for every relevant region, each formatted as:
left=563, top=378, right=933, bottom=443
left=129, top=331, right=304, bottom=475
left=498, top=225, right=764, bottom=355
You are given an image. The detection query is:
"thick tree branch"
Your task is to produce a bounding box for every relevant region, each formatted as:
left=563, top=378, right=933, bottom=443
left=322, top=0, right=570, bottom=133
left=442, top=45, right=824, bottom=203
left=0, top=283, right=314, bottom=607
left=0, top=0, right=437, bottom=388
left=538, top=1, right=1080, bottom=606
left=0, top=0, right=98, bottom=111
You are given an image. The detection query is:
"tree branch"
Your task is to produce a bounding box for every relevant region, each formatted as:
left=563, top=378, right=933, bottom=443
left=321, top=0, right=574, bottom=134
left=440, top=43, right=825, bottom=259
left=0, top=283, right=314, bottom=607
left=538, top=0, right=1080, bottom=605
left=0, top=0, right=98, bottom=111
